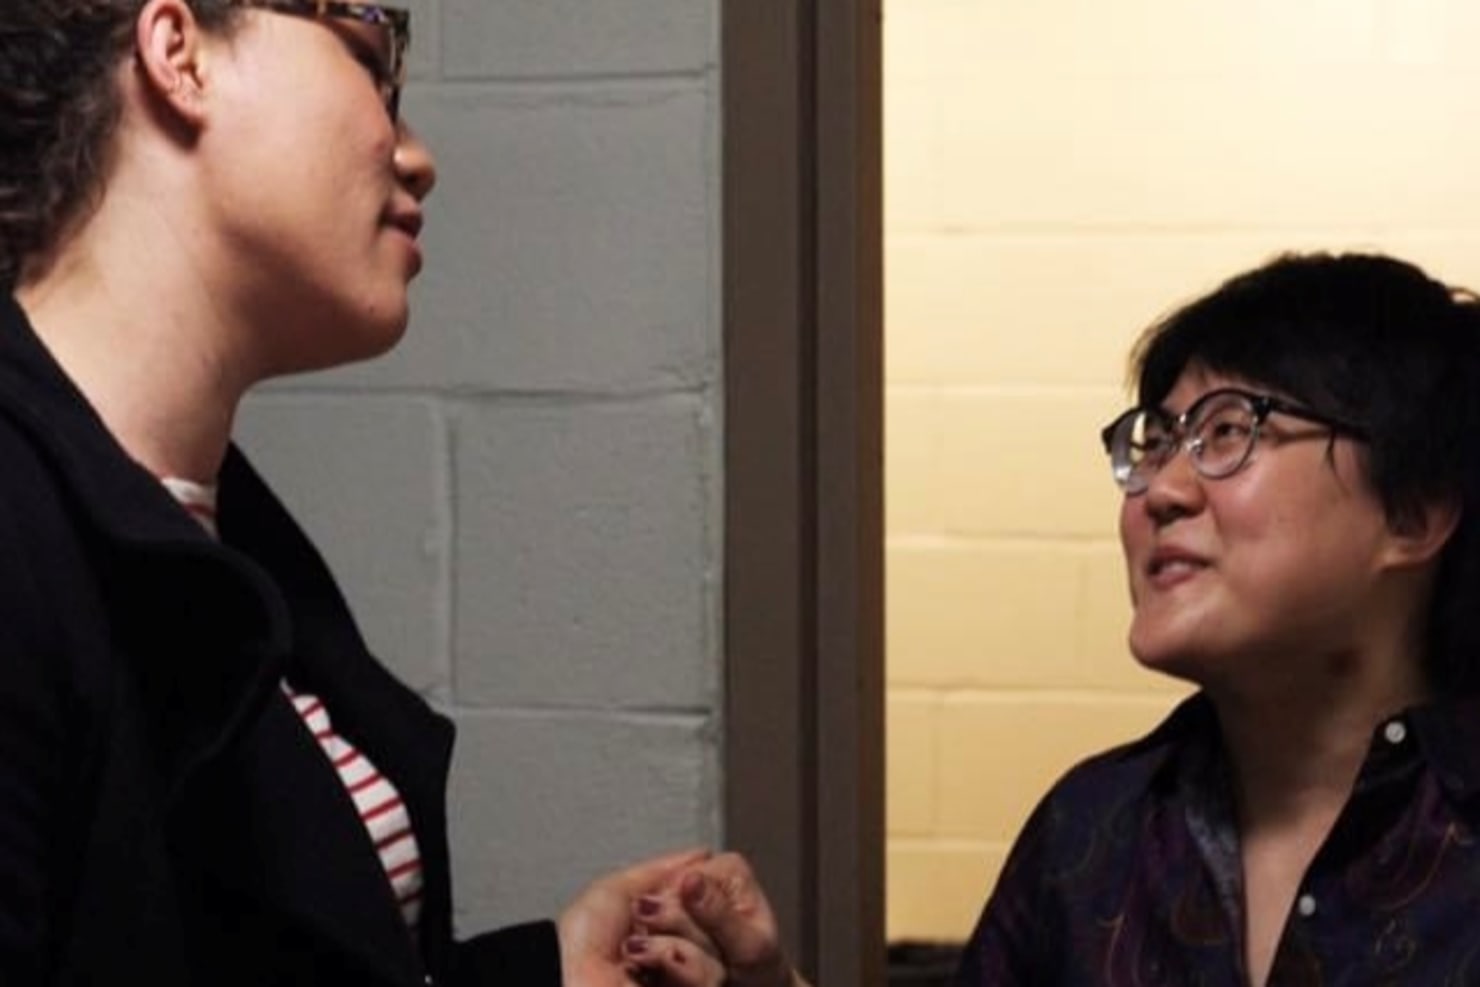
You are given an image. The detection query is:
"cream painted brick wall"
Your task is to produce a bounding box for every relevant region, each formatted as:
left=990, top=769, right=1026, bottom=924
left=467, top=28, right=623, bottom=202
left=885, top=0, right=1480, bottom=943
left=887, top=841, right=1004, bottom=944
left=935, top=696, right=1175, bottom=841
left=941, top=390, right=1121, bottom=536
left=887, top=694, right=938, bottom=836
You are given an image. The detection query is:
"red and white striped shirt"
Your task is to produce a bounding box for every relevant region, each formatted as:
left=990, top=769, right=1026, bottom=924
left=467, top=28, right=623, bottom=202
left=281, top=683, right=425, bottom=926
left=161, top=476, right=425, bottom=928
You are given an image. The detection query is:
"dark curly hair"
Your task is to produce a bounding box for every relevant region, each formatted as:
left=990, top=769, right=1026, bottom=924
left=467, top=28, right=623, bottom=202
left=1130, top=252, right=1480, bottom=694
left=0, top=1, right=238, bottom=287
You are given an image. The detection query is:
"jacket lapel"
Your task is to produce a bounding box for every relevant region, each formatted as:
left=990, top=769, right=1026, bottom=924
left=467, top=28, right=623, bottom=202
left=176, top=689, right=427, bottom=986
left=217, top=448, right=459, bottom=972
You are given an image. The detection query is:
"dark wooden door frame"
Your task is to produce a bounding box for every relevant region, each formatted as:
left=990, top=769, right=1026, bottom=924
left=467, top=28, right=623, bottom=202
left=723, top=2, right=883, bottom=984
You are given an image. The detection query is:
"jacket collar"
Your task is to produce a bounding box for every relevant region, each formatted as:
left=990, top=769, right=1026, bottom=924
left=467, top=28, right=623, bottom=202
left=0, top=296, right=294, bottom=779
left=0, top=295, right=239, bottom=551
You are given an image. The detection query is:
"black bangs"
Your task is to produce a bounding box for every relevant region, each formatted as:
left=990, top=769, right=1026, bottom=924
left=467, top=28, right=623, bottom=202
left=1126, top=250, right=1480, bottom=693
left=1133, top=253, right=1452, bottom=417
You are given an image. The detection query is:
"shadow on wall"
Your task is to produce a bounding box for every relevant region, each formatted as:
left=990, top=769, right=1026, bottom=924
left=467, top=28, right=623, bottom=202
left=887, top=941, right=963, bottom=987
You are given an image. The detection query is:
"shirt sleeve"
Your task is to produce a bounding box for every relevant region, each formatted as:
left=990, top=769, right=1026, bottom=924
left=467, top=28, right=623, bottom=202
left=450, top=919, right=563, bottom=985
left=952, top=795, right=1057, bottom=986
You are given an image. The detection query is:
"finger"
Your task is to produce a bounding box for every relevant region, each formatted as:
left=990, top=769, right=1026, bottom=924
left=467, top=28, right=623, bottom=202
left=612, top=847, right=714, bottom=893
left=624, top=933, right=727, bottom=987
left=679, top=856, right=772, bottom=948
left=678, top=854, right=790, bottom=986
left=633, top=891, right=720, bottom=959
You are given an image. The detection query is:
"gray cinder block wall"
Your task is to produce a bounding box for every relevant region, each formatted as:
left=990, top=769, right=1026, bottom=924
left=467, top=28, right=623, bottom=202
left=236, top=0, right=722, bottom=933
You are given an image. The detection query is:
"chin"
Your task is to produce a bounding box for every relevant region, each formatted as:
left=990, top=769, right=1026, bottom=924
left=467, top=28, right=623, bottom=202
left=1132, top=652, right=1207, bottom=688
left=1128, top=629, right=1213, bottom=686
left=329, top=296, right=411, bottom=364
left=359, top=308, right=411, bottom=359
left=269, top=308, right=409, bottom=377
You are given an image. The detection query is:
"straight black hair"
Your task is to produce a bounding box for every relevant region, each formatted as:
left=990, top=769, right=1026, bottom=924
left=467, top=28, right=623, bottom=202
left=1131, top=252, right=1480, bottom=693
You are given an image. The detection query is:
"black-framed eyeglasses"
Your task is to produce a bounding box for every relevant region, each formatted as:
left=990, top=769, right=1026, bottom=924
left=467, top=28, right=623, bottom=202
left=229, top=0, right=410, bottom=122
left=1099, top=387, right=1369, bottom=495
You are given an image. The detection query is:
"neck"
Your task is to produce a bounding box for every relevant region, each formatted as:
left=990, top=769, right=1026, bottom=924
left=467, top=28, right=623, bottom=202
left=15, top=188, right=258, bottom=483
left=1208, top=641, right=1431, bottom=834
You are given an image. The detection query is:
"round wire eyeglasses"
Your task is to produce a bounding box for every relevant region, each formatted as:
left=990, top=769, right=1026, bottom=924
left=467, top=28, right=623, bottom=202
left=1099, top=387, right=1369, bottom=495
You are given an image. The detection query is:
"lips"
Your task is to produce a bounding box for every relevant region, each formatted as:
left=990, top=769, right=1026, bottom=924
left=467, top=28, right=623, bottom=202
left=383, top=209, right=424, bottom=275
left=386, top=211, right=423, bottom=240
left=1146, top=546, right=1209, bottom=584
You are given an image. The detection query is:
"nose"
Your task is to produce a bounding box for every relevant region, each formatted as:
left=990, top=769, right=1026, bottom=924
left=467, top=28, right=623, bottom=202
left=1140, top=438, right=1205, bottom=527
left=394, top=123, right=438, bottom=202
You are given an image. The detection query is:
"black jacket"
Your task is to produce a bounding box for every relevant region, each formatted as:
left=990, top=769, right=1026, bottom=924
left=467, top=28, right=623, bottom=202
left=0, top=295, right=560, bottom=985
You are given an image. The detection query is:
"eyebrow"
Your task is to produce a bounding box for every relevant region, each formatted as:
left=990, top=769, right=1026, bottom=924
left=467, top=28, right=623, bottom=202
left=323, top=17, right=392, bottom=75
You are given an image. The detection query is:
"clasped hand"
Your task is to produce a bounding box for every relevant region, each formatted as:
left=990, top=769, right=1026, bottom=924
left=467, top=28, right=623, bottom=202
left=557, top=849, right=810, bottom=987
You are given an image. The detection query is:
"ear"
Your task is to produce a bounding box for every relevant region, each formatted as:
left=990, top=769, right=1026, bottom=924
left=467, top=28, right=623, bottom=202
left=132, top=0, right=211, bottom=128
left=1381, top=495, right=1462, bottom=570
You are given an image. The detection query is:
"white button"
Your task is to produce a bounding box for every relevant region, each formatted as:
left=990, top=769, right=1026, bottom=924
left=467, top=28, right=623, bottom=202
left=1384, top=720, right=1407, bottom=745
left=1296, top=893, right=1317, bottom=917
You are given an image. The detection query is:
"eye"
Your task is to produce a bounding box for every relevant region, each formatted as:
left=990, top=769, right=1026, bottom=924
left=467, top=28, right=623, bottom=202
left=355, top=47, right=389, bottom=85
left=1133, top=432, right=1173, bottom=460
left=337, top=29, right=391, bottom=87
left=1198, top=410, right=1253, bottom=450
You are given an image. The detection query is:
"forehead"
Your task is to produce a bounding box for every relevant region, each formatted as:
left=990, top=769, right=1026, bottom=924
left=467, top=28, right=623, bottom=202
left=321, top=13, right=395, bottom=53
left=235, top=2, right=403, bottom=53
left=1159, top=364, right=1272, bottom=415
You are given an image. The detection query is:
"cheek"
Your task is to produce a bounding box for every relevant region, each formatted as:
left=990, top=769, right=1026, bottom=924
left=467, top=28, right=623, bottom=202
left=346, top=118, right=395, bottom=173
left=1208, top=502, right=1283, bottom=591
left=1118, top=498, right=1150, bottom=557
left=1117, top=497, right=1136, bottom=541
left=1118, top=501, right=1145, bottom=601
left=1216, top=490, right=1362, bottom=610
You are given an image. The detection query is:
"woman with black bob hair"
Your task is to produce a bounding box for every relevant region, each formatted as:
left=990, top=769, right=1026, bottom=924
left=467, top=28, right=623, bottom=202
left=0, top=2, right=798, bottom=986
left=955, top=252, right=1480, bottom=985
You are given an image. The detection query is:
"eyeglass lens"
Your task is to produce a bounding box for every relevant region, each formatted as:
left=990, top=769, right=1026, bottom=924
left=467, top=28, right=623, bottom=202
left=343, top=12, right=403, bottom=120
left=228, top=1, right=407, bottom=121
left=1112, top=392, right=1259, bottom=492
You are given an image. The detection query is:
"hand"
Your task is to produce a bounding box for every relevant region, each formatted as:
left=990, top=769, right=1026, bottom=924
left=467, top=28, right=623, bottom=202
left=623, top=852, right=808, bottom=987
left=557, top=848, right=712, bottom=987
left=620, top=884, right=726, bottom=987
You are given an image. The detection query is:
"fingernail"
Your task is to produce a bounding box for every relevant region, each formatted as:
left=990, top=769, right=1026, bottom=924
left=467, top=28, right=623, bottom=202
left=680, top=871, right=704, bottom=901
left=635, top=895, right=661, bottom=918
left=625, top=936, right=649, bottom=955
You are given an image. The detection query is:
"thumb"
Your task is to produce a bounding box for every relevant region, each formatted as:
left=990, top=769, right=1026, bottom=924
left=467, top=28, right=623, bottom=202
left=678, top=869, right=724, bottom=920
left=678, top=867, right=773, bottom=964
left=616, top=847, right=713, bottom=890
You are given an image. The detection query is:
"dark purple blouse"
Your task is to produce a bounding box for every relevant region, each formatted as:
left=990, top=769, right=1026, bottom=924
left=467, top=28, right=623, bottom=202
left=953, top=693, right=1480, bottom=986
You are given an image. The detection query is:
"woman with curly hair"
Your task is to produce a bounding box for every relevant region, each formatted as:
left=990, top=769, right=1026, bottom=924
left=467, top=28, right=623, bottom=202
left=0, top=3, right=800, bottom=985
